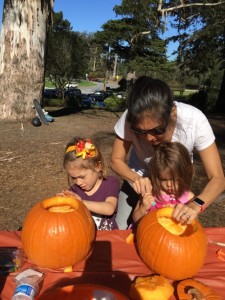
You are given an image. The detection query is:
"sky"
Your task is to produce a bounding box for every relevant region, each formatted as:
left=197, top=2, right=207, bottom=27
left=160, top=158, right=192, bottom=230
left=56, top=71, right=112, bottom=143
left=0, top=0, right=178, bottom=59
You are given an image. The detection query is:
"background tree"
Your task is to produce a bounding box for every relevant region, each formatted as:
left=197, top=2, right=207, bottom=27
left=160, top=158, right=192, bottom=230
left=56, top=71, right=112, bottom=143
left=46, top=12, right=90, bottom=96
left=84, top=34, right=108, bottom=79
left=93, top=0, right=168, bottom=79
left=0, top=0, right=53, bottom=121
left=158, top=0, right=225, bottom=111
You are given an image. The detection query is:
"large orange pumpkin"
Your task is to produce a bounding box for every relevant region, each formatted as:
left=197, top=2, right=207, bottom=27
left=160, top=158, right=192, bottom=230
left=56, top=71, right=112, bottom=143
left=135, top=207, right=208, bottom=280
left=22, top=196, right=96, bottom=270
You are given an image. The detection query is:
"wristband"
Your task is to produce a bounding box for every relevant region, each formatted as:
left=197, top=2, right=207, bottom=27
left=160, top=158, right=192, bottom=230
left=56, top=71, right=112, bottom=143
left=191, top=197, right=206, bottom=212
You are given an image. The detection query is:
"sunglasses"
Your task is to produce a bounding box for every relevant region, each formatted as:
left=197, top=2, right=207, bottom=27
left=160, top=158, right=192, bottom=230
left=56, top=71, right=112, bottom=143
left=131, top=126, right=167, bottom=136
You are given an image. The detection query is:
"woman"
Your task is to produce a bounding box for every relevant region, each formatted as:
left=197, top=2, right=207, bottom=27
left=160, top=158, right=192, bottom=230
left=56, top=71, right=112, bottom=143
left=110, top=76, right=225, bottom=229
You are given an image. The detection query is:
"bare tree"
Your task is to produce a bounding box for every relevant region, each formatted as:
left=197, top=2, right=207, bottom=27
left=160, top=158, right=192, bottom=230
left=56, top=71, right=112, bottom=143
left=0, top=0, right=53, bottom=121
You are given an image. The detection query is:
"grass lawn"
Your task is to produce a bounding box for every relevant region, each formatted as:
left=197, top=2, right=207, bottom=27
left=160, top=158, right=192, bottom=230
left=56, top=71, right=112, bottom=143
left=77, top=80, right=96, bottom=87
left=45, top=79, right=97, bottom=88
left=173, top=89, right=198, bottom=97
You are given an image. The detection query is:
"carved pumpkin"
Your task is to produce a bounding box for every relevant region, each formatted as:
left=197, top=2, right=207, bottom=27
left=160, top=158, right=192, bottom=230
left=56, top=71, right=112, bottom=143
left=177, top=278, right=222, bottom=300
left=135, top=207, right=208, bottom=280
left=129, top=275, right=174, bottom=300
left=22, top=196, right=96, bottom=270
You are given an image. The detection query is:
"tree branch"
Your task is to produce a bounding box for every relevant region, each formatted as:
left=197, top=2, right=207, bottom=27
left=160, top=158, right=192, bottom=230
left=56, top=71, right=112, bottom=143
left=158, top=0, right=225, bottom=14
left=130, top=31, right=151, bottom=44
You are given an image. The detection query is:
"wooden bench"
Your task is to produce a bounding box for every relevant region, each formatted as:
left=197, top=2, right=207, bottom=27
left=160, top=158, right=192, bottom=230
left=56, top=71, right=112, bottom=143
left=171, top=86, right=185, bottom=96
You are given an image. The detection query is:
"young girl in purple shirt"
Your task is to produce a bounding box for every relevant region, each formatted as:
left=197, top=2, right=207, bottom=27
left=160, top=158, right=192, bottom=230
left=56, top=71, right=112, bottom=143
left=60, top=137, right=120, bottom=230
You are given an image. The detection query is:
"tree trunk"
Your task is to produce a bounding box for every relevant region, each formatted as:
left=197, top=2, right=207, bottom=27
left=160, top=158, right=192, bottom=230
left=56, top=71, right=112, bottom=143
left=0, top=0, right=53, bottom=121
left=113, top=54, right=118, bottom=79
left=214, top=69, right=225, bottom=113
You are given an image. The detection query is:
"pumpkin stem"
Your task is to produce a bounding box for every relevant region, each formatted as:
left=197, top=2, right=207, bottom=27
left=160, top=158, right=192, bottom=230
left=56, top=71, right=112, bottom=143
left=188, top=287, right=204, bottom=300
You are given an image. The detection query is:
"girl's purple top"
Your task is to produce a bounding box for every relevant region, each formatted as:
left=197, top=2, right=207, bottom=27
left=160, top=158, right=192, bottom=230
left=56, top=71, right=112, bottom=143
left=71, top=176, right=120, bottom=230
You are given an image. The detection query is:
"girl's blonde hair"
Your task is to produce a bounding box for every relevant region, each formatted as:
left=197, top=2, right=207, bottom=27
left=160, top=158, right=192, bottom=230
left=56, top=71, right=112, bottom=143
left=149, top=141, right=194, bottom=200
left=63, top=137, right=107, bottom=179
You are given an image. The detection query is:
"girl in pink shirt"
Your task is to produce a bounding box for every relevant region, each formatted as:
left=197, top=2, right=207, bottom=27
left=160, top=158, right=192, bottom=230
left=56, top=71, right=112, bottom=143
left=133, top=142, right=195, bottom=223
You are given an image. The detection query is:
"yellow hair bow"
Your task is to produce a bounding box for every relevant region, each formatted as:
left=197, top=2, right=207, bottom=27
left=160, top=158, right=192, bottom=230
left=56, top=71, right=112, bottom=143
left=66, top=140, right=96, bottom=159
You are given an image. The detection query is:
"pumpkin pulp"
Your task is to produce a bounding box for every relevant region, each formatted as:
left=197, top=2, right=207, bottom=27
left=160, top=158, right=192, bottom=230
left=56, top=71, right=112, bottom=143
left=129, top=275, right=174, bottom=300
left=156, top=207, right=196, bottom=236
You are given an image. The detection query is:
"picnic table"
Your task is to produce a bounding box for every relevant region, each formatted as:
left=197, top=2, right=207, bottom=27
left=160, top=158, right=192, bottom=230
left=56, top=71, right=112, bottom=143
left=0, top=229, right=225, bottom=299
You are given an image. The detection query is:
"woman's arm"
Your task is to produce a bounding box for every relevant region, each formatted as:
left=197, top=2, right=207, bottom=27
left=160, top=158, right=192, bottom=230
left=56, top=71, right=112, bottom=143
left=196, top=142, right=225, bottom=205
left=172, top=142, right=225, bottom=223
left=110, top=136, right=140, bottom=183
left=110, top=136, right=152, bottom=195
left=83, top=196, right=117, bottom=216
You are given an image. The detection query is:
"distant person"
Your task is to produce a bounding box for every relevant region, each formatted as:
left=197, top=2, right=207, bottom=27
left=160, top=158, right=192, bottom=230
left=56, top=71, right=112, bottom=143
left=133, top=142, right=195, bottom=223
left=103, top=78, right=107, bottom=91
left=59, top=137, right=120, bottom=230
left=110, top=76, right=225, bottom=229
left=118, top=77, right=127, bottom=91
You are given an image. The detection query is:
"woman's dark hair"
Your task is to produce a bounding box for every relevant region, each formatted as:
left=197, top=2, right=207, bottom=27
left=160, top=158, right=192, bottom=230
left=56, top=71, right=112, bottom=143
left=149, top=141, right=194, bottom=200
left=126, top=76, right=174, bottom=126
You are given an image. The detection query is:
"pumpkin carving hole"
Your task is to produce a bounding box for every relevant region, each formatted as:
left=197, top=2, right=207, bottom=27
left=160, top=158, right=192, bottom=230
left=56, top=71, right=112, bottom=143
left=158, top=216, right=187, bottom=235
left=42, top=196, right=80, bottom=212
left=48, top=206, right=75, bottom=213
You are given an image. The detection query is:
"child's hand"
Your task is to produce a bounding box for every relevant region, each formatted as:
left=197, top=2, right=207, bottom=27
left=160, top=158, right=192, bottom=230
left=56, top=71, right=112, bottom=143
left=55, top=191, right=66, bottom=196
left=141, top=192, right=155, bottom=210
left=56, top=190, right=82, bottom=200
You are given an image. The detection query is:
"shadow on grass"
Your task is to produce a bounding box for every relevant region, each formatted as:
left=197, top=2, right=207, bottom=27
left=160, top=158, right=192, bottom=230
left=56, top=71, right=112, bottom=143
left=46, top=106, right=124, bottom=119
left=46, top=106, right=81, bottom=117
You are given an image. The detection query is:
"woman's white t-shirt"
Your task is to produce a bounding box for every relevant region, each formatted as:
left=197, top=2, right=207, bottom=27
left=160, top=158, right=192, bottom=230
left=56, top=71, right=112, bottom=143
left=114, top=101, right=215, bottom=177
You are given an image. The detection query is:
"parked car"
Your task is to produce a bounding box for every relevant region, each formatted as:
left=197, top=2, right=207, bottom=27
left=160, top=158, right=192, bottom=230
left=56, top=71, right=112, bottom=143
left=64, top=88, right=82, bottom=98
left=65, top=81, right=78, bottom=88
left=89, top=91, right=111, bottom=102
left=80, top=94, right=95, bottom=108
left=44, top=88, right=59, bottom=99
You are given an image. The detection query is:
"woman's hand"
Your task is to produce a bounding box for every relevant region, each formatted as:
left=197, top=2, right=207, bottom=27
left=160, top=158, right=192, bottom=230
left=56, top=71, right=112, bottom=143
left=132, top=177, right=152, bottom=196
left=172, top=203, right=200, bottom=224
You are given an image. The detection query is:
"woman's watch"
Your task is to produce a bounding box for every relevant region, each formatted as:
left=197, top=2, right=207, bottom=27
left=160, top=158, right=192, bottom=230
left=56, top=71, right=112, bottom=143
left=191, top=197, right=206, bottom=212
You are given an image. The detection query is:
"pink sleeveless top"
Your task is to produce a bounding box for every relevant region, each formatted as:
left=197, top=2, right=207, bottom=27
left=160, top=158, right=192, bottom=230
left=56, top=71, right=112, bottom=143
left=148, top=191, right=189, bottom=212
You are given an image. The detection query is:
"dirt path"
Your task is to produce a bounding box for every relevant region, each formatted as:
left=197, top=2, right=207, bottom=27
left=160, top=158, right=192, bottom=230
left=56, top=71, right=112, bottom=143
left=0, top=109, right=225, bottom=230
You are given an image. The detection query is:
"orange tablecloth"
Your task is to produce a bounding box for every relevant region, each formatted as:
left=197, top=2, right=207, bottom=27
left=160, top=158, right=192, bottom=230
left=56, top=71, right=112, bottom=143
left=0, top=229, right=225, bottom=299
